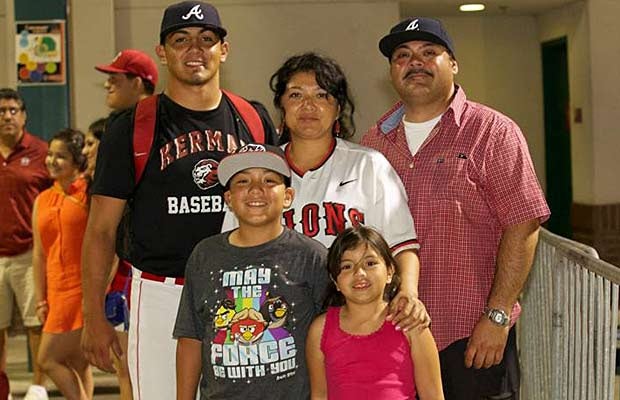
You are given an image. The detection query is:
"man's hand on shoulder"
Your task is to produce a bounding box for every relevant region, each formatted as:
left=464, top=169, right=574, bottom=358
left=387, top=288, right=431, bottom=332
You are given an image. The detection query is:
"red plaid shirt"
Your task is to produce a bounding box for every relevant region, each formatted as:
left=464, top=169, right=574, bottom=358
left=362, top=87, right=550, bottom=350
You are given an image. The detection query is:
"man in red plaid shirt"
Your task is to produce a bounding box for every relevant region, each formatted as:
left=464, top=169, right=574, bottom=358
left=362, top=17, right=550, bottom=399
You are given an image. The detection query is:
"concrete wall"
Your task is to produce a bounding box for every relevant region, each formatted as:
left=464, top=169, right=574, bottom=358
left=108, top=1, right=547, bottom=185
left=0, top=0, right=6, bottom=86
left=537, top=0, right=620, bottom=205
left=6, top=1, right=546, bottom=184
left=538, top=1, right=593, bottom=204
left=436, top=15, right=546, bottom=189
left=112, top=0, right=400, bottom=141
left=5, top=0, right=609, bottom=203
left=0, top=0, right=16, bottom=88
left=69, top=0, right=116, bottom=130
left=588, top=0, right=620, bottom=205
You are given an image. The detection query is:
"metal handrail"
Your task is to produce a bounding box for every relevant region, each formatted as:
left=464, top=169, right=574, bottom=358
left=519, top=228, right=619, bottom=400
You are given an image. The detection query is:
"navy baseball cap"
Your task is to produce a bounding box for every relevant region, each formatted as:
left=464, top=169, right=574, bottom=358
left=218, top=144, right=291, bottom=187
left=160, top=1, right=227, bottom=44
left=379, top=17, right=455, bottom=59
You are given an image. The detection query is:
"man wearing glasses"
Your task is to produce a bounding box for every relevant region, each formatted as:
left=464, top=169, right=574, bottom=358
left=0, top=88, right=51, bottom=400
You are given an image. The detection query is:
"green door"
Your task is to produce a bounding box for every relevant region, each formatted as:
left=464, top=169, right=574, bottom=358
left=542, top=37, right=573, bottom=238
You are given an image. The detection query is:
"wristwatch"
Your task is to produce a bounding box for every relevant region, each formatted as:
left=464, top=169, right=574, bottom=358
left=484, top=308, right=510, bottom=327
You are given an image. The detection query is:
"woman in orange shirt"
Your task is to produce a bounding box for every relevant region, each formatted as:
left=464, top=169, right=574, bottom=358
left=32, top=129, right=92, bottom=400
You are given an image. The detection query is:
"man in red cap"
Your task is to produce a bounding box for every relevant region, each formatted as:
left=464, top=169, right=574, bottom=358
left=95, top=49, right=158, bottom=112
left=93, top=48, right=159, bottom=400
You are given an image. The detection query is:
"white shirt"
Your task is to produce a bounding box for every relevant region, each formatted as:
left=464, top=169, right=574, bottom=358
left=222, top=138, right=418, bottom=253
left=403, top=114, right=441, bottom=155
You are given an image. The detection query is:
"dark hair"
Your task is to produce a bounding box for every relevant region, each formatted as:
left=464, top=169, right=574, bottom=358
left=269, top=52, right=355, bottom=144
left=0, top=88, right=26, bottom=111
left=88, top=117, right=107, bottom=140
left=324, top=226, right=400, bottom=308
left=125, top=73, right=156, bottom=95
left=49, top=128, right=87, bottom=172
left=142, top=79, right=156, bottom=95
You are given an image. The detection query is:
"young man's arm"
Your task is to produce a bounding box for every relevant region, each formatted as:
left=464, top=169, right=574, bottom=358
left=81, top=194, right=127, bottom=373
left=306, top=314, right=328, bottom=400
left=464, top=218, right=540, bottom=368
left=176, top=337, right=202, bottom=400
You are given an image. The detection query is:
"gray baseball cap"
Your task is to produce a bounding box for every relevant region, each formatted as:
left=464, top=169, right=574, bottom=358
left=218, top=144, right=291, bottom=187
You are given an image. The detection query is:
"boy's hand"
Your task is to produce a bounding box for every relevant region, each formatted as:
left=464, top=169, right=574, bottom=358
left=387, top=288, right=430, bottom=332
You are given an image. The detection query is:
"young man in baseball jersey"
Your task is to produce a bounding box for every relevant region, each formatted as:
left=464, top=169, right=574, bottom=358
left=80, top=2, right=278, bottom=399
left=175, top=144, right=328, bottom=399
left=362, top=18, right=550, bottom=399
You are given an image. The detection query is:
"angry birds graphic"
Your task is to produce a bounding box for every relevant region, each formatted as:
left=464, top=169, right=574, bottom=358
left=260, top=295, right=290, bottom=329
left=229, top=308, right=267, bottom=345
left=213, top=299, right=236, bottom=329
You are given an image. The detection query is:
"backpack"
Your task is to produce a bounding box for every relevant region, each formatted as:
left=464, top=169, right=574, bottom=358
left=132, top=89, right=266, bottom=183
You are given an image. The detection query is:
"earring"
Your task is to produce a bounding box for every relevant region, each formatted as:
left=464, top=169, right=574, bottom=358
left=333, top=120, right=341, bottom=136
left=278, top=120, right=286, bottom=135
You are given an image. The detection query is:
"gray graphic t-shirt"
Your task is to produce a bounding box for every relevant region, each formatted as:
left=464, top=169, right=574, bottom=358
left=174, top=228, right=328, bottom=399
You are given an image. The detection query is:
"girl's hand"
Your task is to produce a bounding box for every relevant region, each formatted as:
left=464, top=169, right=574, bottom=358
left=35, top=300, right=48, bottom=324
left=387, top=289, right=431, bottom=332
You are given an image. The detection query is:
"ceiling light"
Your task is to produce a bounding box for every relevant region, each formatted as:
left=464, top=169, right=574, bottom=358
left=459, top=3, right=485, bottom=12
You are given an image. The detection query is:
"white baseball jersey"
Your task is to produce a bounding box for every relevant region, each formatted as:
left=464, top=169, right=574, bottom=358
left=222, top=138, right=418, bottom=253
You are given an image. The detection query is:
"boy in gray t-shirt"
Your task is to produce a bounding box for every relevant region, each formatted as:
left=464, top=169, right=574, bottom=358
left=174, top=144, right=328, bottom=400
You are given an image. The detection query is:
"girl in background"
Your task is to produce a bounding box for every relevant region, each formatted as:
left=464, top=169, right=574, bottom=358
left=32, top=129, right=92, bottom=399
left=82, top=118, right=106, bottom=180
left=82, top=117, right=133, bottom=400
left=306, top=226, right=444, bottom=400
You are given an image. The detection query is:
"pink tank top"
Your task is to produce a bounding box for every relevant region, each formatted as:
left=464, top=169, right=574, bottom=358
left=320, top=306, right=416, bottom=399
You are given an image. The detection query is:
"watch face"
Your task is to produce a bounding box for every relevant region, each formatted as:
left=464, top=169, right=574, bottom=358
left=487, top=309, right=508, bottom=325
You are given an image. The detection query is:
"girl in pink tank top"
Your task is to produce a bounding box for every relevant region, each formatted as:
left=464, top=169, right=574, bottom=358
left=306, top=226, right=444, bottom=399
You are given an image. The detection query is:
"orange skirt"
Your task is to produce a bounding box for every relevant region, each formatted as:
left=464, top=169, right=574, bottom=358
left=43, top=291, right=84, bottom=333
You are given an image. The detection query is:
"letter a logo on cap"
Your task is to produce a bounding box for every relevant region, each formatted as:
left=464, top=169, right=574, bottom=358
left=406, top=19, right=419, bottom=31
left=182, top=5, right=204, bottom=20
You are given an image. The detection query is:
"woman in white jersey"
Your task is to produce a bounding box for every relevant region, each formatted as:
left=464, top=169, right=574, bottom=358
left=271, top=52, right=428, bottom=328
left=223, top=53, right=428, bottom=327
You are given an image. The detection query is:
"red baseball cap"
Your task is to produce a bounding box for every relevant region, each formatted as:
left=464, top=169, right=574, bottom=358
left=95, top=49, right=159, bottom=86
